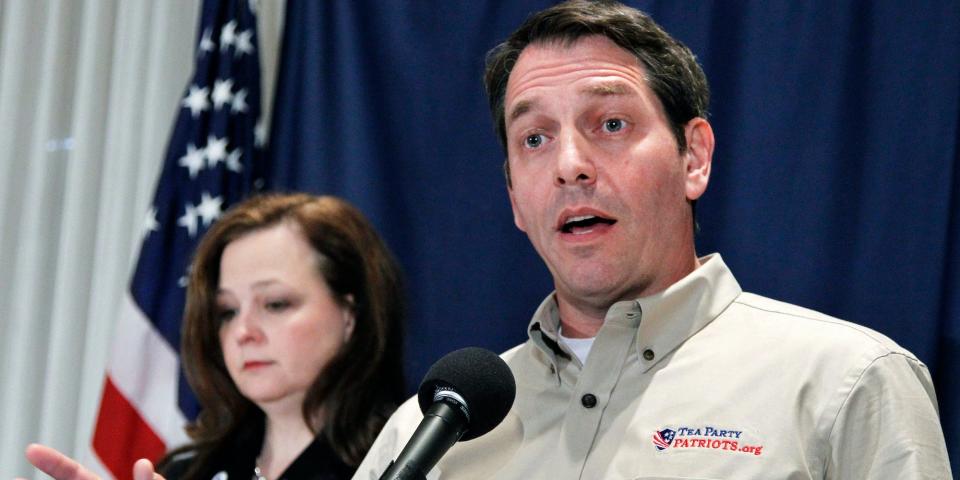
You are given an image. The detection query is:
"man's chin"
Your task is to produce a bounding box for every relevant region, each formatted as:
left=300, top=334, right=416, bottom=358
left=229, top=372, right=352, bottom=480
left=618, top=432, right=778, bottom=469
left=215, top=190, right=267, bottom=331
left=557, top=280, right=624, bottom=308
left=555, top=269, right=652, bottom=306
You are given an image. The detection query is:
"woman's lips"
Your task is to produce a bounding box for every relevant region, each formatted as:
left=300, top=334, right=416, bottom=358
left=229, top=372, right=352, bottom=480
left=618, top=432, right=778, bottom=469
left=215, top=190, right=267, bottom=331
left=243, top=360, right=272, bottom=370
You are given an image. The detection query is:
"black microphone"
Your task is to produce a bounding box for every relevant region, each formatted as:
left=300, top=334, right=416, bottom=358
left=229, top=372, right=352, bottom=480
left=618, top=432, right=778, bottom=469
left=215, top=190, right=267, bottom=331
left=378, top=347, right=516, bottom=480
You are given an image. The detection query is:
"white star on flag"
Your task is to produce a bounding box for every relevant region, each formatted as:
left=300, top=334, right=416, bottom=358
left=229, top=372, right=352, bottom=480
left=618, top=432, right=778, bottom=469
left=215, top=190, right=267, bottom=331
left=211, top=79, right=234, bottom=110
left=142, top=207, right=160, bottom=239
left=231, top=88, right=249, bottom=113
left=205, top=135, right=229, bottom=166
left=225, top=148, right=243, bottom=172
left=178, top=265, right=192, bottom=288
left=220, top=21, right=237, bottom=51
left=254, top=117, right=267, bottom=148
left=91, top=1, right=267, bottom=477
left=199, top=28, right=215, bottom=56
left=196, top=192, right=224, bottom=226
left=235, top=30, right=255, bottom=57
left=177, top=203, right=200, bottom=237
left=179, top=143, right=206, bottom=178
left=182, top=85, right=210, bottom=118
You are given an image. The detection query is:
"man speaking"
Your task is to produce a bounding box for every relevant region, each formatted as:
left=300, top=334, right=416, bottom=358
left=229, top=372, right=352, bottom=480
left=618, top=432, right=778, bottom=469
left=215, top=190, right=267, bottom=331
left=356, top=1, right=952, bottom=478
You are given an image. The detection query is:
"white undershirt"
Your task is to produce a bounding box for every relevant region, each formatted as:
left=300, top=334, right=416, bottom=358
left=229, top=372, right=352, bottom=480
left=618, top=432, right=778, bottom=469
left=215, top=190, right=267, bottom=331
left=558, top=326, right=595, bottom=366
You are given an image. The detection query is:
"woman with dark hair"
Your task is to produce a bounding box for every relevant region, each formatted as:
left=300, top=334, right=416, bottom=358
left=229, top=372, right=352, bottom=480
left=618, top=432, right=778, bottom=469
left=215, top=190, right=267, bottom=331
left=26, top=193, right=406, bottom=480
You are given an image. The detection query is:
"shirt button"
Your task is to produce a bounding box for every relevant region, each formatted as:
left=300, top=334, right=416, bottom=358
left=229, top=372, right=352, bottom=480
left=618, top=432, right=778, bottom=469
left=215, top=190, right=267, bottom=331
left=581, top=393, right=597, bottom=408
left=643, top=349, right=655, bottom=361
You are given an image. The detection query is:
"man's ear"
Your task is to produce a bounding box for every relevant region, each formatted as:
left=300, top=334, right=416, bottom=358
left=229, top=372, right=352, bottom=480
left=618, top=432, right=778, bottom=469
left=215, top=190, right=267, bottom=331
left=683, top=117, right=714, bottom=201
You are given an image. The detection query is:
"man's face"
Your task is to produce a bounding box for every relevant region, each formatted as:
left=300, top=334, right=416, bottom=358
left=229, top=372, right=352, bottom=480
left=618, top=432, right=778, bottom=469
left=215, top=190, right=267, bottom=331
left=504, top=35, right=712, bottom=313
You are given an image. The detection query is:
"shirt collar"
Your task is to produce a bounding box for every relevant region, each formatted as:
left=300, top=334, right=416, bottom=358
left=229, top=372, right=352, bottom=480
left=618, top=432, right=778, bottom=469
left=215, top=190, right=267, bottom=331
left=633, top=253, right=741, bottom=371
left=527, top=292, right=564, bottom=372
left=527, top=253, right=741, bottom=373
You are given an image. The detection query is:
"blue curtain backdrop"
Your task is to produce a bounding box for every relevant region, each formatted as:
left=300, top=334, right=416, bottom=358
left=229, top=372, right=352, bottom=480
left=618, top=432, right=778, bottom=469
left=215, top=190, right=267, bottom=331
left=267, top=1, right=960, bottom=467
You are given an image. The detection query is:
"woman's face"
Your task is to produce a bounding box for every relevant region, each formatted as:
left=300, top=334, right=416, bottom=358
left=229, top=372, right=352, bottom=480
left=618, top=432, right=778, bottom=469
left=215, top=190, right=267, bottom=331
left=216, top=223, right=354, bottom=414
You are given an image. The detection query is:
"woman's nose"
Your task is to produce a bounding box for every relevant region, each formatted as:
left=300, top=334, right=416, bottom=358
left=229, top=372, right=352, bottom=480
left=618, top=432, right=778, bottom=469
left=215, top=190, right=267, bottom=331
left=232, top=309, right=265, bottom=344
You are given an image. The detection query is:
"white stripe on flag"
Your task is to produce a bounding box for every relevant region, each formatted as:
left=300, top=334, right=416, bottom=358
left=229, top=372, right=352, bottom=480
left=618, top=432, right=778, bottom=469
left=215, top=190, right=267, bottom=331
left=107, top=293, right=190, bottom=449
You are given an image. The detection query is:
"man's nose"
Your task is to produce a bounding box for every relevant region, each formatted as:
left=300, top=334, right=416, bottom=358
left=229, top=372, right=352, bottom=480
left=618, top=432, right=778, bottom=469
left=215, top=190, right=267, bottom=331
left=554, top=131, right=597, bottom=187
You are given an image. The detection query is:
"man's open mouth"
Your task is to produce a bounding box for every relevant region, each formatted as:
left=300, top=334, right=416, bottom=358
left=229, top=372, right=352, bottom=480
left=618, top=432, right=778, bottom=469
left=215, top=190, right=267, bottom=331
left=560, top=215, right=617, bottom=234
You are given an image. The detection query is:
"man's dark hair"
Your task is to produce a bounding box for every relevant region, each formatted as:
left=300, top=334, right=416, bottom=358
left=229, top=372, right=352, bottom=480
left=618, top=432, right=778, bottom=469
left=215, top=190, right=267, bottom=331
left=484, top=0, right=710, bottom=170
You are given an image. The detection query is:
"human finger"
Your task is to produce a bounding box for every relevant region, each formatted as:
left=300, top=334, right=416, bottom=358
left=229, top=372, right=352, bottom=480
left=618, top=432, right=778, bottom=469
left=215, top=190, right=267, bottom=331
left=24, top=444, right=100, bottom=480
left=133, top=458, right=165, bottom=480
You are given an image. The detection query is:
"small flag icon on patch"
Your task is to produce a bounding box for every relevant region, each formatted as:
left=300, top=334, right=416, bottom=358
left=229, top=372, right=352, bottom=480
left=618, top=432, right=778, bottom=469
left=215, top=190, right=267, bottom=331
left=653, top=428, right=676, bottom=451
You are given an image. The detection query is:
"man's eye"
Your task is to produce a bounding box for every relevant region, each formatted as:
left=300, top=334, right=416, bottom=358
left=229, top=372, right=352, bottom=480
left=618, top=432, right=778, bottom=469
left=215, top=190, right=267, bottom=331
left=524, top=134, right=545, bottom=149
left=602, top=118, right=625, bottom=133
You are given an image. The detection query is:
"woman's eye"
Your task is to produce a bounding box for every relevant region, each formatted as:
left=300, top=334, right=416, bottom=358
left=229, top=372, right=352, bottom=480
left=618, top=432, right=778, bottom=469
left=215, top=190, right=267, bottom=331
left=265, top=299, right=291, bottom=312
left=216, top=308, right=236, bottom=323
left=602, top=118, right=625, bottom=133
left=524, top=133, right=546, bottom=149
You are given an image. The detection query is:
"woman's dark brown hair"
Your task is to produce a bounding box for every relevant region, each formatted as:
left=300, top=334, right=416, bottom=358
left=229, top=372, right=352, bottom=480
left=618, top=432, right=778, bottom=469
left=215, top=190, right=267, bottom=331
left=159, top=193, right=405, bottom=477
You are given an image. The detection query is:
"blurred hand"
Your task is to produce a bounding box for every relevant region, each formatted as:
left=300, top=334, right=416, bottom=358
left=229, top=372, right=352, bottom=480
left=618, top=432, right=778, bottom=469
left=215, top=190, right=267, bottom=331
left=24, top=444, right=165, bottom=480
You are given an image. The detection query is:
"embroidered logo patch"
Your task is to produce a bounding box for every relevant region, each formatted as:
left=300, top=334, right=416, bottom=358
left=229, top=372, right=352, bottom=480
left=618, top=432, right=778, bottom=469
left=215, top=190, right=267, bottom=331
left=652, top=428, right=676, bottom=450
left=652, top=425, right=764, bottom=456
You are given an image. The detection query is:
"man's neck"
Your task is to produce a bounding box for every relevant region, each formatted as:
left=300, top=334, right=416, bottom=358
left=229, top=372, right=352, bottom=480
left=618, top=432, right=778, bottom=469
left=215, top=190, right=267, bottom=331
left=555, top=254, right=703, bottom=339
left=555, top=297, right=610, bottom=338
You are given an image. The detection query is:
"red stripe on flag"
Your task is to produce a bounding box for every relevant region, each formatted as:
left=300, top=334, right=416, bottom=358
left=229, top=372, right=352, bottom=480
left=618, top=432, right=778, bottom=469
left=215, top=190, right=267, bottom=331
left=92, top=377, right=167, bottom=480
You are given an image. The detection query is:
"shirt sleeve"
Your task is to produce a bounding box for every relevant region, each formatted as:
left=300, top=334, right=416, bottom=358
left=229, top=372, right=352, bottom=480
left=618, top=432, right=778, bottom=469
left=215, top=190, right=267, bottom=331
left=825, top=352, right=952, bottom=479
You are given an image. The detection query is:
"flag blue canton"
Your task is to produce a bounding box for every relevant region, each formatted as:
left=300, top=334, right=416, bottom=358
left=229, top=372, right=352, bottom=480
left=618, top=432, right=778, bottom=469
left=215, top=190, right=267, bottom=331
left=129, top=0, right=267, bottom=420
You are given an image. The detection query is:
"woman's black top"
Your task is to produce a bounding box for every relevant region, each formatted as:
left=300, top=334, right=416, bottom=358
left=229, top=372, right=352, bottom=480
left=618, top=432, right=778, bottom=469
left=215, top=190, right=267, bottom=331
left=162, top=419, right=354, bottom=480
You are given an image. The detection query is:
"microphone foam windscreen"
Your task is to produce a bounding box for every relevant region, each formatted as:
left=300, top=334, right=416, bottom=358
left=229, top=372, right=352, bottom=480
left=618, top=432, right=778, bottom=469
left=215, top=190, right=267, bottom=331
left=417, top=347, right=516, bottom=441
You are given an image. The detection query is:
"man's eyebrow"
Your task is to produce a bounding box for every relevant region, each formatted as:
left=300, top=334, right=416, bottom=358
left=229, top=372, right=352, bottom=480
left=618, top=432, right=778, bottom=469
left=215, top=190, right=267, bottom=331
left=508, top=82, right=638, bottom=124
left=582, top=81, right=636, bottom=96
left=508, top=99, right=534, bottom=123
left=507, top=82, right=637, bottom=122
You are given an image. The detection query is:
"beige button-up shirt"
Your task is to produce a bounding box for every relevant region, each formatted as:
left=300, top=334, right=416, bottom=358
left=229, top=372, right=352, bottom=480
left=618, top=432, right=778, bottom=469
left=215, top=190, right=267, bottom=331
left=355, top=255, right=951, bottom=479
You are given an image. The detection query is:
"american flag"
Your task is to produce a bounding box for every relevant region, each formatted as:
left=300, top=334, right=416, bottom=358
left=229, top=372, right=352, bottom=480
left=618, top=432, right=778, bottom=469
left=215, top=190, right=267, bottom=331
left=653, top=428, right=676, bottom=451
left=88, top=1, right=267, bottom=478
